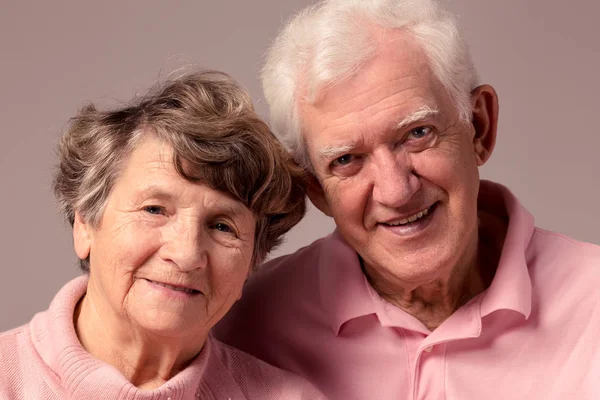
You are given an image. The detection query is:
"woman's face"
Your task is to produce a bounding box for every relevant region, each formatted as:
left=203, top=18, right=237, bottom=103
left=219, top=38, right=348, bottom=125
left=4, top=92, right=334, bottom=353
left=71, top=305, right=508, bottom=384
left=73, top=136, right=256, bottom=337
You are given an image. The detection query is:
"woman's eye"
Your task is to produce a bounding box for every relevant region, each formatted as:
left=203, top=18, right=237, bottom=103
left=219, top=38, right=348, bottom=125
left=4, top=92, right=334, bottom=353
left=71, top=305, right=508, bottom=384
left=143, top=205, right=164, bottom=215
left=214, top=222, right=234, bottom=234
left=409, top=126, right=433, bottom=139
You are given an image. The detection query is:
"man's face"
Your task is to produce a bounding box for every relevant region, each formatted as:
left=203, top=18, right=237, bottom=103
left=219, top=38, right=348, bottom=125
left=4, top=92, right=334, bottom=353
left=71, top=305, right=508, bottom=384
left=300, top=34, right=495, bottom=287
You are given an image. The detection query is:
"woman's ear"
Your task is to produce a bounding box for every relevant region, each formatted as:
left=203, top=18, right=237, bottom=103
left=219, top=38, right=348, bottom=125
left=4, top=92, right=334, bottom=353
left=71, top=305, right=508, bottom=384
left=73, top=212, right=92, bottom=260
left=470, top=84, right=499, bottom=166
left=305, top=173, right=333, bottom=217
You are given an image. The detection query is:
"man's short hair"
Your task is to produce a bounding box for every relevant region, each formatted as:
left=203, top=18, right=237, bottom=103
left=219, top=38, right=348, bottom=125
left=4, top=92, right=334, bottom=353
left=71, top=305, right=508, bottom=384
left=261, top=0, right=479, bottom=169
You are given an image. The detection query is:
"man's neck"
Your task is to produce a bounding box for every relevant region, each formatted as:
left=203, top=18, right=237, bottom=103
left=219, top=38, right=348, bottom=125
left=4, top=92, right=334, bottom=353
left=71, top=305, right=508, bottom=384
left=365, top=210, right=507, bottom=331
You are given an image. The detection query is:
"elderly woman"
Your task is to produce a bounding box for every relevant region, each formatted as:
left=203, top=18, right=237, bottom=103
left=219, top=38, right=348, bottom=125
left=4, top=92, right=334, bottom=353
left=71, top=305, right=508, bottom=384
left=0, top=71, right=323, bottom=399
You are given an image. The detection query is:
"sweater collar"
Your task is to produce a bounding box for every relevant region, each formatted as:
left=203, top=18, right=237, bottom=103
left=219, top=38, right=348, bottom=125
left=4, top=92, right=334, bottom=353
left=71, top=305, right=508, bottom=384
left=29, top=275, right=211, bottom=400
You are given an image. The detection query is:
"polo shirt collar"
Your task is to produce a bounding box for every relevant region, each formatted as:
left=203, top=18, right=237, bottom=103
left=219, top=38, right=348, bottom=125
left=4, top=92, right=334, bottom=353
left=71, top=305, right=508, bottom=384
left=318, top=180, right=535, bottom=335
left=479, top=180, right=534, bottom=319
left=318, top=230, right=381, bottom=335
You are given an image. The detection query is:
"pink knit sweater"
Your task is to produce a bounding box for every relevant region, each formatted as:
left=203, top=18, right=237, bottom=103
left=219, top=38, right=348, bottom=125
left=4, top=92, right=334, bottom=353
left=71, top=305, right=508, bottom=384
left=0, top=276, right=324, bottom=400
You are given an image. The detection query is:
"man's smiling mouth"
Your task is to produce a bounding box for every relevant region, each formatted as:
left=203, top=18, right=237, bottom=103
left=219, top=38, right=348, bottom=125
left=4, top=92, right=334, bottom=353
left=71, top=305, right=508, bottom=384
left=382, top=203, right=437, bottom=227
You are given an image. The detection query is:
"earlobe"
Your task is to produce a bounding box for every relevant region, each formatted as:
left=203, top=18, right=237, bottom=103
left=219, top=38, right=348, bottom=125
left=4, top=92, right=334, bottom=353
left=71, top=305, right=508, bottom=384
left=305, top=173, right=333, bottom=217
left=73, top=212, right=92, bottom=261
left=470, top=84, right=499, bottom=166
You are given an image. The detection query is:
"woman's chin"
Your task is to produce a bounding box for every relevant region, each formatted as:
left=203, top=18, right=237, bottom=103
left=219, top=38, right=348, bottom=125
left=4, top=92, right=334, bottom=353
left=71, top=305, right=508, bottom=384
left=129, top=308, right=205, bottom=337
left=125, top=292, right=208, bottom=337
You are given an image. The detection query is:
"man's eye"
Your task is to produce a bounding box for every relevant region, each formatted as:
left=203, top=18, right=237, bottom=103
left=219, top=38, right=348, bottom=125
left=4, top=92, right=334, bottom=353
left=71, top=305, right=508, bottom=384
left=144, top=205, right=164, bottom=215
left=332, top=154, right=355, bottom=167
left=409, top=126, right=433, bottom=139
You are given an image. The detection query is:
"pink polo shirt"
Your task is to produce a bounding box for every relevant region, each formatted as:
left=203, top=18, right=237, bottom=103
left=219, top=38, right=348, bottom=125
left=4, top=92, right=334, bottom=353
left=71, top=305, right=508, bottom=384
left=215, top=181, right=600, bottom=399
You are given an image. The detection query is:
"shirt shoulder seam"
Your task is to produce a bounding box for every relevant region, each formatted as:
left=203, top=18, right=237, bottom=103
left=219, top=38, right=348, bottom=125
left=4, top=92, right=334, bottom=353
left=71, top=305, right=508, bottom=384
left=533, top=228, right=599, bottom=249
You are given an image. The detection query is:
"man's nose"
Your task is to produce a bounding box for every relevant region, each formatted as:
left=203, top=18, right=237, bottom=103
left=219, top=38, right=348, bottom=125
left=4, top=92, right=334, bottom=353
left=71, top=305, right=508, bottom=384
left=371, top=151, right=421, bottom=208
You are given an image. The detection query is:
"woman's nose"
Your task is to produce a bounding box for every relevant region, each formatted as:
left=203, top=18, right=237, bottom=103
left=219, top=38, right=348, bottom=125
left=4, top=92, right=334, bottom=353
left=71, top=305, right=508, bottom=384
left=161, top=218, right=208, bottom=272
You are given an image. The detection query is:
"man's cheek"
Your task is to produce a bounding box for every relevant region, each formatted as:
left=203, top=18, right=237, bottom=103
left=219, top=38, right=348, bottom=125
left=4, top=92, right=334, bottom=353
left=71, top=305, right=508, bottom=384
left=323, top=180, right=342, bottom=202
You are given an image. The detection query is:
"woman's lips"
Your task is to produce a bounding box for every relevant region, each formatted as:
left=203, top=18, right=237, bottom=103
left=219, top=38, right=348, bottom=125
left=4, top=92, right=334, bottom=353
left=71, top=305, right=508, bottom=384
left=144, top=279, right=201, bottom=295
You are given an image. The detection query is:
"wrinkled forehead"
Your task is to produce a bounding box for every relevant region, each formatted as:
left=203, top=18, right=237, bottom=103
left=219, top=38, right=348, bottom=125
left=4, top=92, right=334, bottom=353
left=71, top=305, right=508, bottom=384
left=297, top=35, right=455, bottom=141
left=118, top=136, right=253, bottom=213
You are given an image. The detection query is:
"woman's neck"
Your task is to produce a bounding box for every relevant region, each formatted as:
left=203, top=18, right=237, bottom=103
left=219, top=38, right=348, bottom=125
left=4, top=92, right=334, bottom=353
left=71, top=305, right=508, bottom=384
left=73, top=287, right=205, bottom=389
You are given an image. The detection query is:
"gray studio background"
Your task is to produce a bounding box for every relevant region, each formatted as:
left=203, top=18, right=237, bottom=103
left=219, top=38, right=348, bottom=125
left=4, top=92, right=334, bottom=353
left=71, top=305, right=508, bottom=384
left=1, top=1, right=598, bottom=331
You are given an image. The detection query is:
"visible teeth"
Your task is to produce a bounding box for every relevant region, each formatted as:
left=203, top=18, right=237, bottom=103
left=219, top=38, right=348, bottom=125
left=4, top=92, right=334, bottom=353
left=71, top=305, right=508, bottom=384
left=386, top=206, right=431, bottom=226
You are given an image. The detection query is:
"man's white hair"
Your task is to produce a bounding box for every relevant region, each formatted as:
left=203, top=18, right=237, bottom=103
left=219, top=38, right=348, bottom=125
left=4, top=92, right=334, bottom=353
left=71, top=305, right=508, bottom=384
left=261, top=0, right=479, bottom=168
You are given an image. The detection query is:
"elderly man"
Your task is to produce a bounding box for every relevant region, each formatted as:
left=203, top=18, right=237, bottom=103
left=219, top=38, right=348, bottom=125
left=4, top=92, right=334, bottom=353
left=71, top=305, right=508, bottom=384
left=215, top=0, right=600, bottom=399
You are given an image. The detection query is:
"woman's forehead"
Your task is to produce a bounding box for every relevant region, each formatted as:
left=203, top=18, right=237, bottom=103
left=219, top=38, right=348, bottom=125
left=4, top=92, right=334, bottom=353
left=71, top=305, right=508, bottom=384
left=114, top=138, right=251, bottom=214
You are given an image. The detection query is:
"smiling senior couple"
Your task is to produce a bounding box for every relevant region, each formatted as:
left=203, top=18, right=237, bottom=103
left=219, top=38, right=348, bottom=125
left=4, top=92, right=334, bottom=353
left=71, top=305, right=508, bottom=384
left=1, top=1, right=599, bottom=399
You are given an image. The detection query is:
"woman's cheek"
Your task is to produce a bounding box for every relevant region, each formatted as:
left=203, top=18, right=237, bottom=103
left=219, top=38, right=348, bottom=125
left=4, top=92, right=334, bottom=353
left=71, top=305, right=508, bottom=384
left=119, top=224, right=163, bottom=272
left=213, top=248, right=251, bottom=288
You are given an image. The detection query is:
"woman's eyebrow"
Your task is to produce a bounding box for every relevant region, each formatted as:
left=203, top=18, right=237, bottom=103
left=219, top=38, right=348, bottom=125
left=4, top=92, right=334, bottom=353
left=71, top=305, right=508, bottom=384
left=135, top=186, right=177, bottom=202
left=210, top=202, right=249, bottom=218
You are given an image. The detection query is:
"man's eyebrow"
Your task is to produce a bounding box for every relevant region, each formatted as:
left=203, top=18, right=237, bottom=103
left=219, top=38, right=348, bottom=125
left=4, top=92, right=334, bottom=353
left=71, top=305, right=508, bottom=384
left=394, top=105, right=440, bottom=130
left=317, top=143, right=358, bottom=160
left=315, top=106, right=439, bottom=161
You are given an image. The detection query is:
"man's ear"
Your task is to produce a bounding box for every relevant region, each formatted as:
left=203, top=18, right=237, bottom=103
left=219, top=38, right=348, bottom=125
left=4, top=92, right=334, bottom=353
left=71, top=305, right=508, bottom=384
left=73, top=211, right=92, bottom=261
left=470, top=84, right=499, bottom=166
left=305, top=173, right=333, bottom=217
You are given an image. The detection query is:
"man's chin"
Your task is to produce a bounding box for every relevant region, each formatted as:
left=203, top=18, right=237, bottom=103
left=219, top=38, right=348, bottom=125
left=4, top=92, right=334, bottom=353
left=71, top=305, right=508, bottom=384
left=362, top=247, right=458, bottom=284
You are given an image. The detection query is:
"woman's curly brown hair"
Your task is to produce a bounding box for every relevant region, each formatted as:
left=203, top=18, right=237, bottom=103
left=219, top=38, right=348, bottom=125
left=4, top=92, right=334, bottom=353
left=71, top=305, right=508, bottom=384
left=53, top=70, right=306, bottom=270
